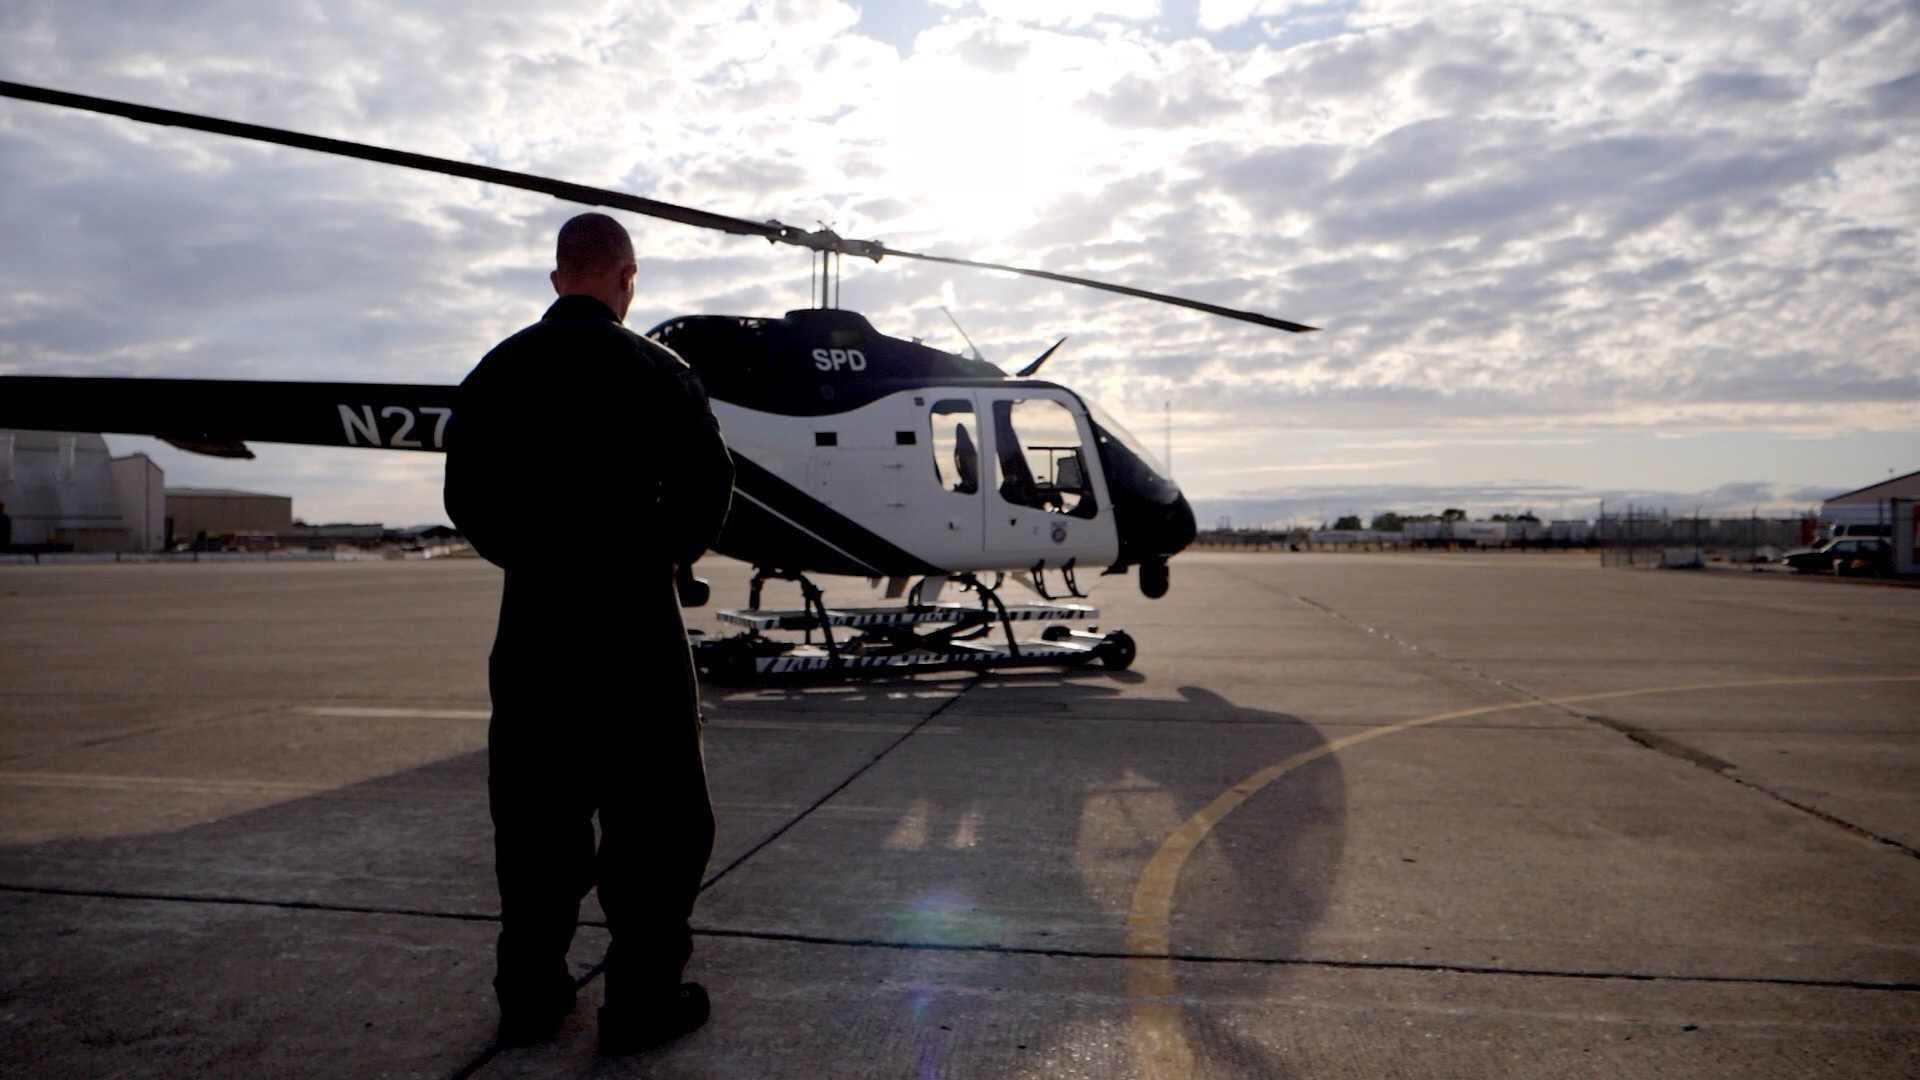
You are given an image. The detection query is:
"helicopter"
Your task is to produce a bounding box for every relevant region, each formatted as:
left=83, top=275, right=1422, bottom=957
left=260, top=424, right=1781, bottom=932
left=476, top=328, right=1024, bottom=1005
left=0, top=79, right=1316, bottom=681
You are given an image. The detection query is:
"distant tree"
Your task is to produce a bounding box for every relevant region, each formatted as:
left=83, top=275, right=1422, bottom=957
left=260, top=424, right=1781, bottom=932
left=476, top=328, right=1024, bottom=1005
left=1371, top=512, right=1405, bottom=531
left=1490, top=513, right=1515, bottom=522
left=1516, top=511, right=1541, bottom=523
left=1332, top=514, right=1364, bottom=530
left=1440, top=508, right=1467, bottom=522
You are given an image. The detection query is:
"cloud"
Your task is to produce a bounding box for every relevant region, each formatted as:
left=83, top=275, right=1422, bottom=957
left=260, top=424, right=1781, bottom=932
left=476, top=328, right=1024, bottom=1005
left=948, top=19, right=1034, bottom=71
left=1682, top=70, right=1807, bottom=109
left=1190, top=477, right=1829, bottom=530
left=1866, top=70, right=1920, bottom=117
left=932, top=0, right=1161, bottom=29
left=1198, top=0, right=1350, bottom=34
left=0, top=0, right=1914, bottom=528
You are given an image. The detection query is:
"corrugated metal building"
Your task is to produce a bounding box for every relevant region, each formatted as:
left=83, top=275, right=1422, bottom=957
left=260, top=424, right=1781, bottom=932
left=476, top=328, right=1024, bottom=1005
left=165, top=488, right=294, bottom=546
left=0, top=429, right=148, bottom=551
left=1820, top=469, right=1920, bottom=575
left=1823, top=469, right=1920, bottom=509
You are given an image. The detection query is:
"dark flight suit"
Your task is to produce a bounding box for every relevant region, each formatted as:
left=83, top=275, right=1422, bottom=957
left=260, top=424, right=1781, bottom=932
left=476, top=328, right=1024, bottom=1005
left=444, top=294, right=734, bottom=1019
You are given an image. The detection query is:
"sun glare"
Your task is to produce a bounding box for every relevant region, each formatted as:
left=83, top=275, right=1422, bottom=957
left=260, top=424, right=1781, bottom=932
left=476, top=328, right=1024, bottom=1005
left=872, top=65, right=1094, bottom=243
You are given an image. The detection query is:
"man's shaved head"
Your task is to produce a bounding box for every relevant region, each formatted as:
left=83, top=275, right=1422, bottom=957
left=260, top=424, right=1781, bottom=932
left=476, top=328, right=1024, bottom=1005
left=551, top=213, right=639, bottom=320
left=556, top=212, right=634, bottom=276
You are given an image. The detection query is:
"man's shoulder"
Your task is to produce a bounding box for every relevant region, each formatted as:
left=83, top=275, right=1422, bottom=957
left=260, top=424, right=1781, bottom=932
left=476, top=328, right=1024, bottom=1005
left=630, top=330, right=692, bottom=371
left=561, top=315, right=692, bottom=375
left=462, top=303, right=693, bottom=390
left=462, top=320, right=543, bottom=387
left=523, top=307, right=684, bottom=362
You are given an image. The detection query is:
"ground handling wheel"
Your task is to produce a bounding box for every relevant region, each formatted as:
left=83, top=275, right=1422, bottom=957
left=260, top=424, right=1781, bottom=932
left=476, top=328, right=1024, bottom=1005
left=696, top=637, right=761, bottom=684
left=1098, top=630, right=1136, bottom=671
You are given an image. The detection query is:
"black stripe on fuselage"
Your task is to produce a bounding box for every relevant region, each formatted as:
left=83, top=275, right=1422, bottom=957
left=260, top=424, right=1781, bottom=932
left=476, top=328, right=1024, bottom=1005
left=715, top=454, right=941, bottom=578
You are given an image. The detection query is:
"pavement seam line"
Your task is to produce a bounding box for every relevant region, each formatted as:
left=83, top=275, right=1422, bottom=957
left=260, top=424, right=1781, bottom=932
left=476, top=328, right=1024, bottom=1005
left=4, top=882, right=1910, bottom=998
left=1123, top=673, right=1920, bottom=1080
left=0, top=882, right=497, bottom=921
left=685, top=927, right=1920, bottom=993
left=444, top=677, right=986, bottom=1080
left=697, top=677, right=983, bottom=893
left=1287, top=579, right=1920, bottom=857
left=1577, top=711, right=1920, bottom=859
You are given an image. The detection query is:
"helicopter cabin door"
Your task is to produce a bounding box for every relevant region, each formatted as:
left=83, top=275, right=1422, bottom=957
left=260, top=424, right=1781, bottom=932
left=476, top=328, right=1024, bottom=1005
left=921, top=394, right=986, bottom=563
left=978, top=390, right=1119, bottom=571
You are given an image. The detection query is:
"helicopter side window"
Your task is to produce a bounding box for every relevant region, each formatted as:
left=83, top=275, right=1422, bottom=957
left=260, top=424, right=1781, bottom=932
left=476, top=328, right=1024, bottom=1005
left=990, top=398, right=1096, bottom=518
left=929, top=399, right=979, bottom=495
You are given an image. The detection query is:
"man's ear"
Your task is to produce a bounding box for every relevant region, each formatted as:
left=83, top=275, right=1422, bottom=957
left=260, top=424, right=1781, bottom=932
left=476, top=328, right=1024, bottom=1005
left=550, top=268, right=564, bottom=295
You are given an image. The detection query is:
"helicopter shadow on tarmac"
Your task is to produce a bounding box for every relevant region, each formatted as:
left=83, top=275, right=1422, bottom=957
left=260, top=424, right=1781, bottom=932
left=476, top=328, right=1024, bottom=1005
left=0, top=672, right=1345, bottom=1079
left=0, top=744, right=510, bottom=1078
left=676, top=671, right=1346, bottom=1080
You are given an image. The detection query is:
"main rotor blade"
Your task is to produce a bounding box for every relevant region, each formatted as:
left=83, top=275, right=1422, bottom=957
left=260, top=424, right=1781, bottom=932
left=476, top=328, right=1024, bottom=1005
left=0, top=78, right=1319, bottom=334
left=0, top=79, right=784, bottom=241
left=882, top=247, right=1318, bottom=332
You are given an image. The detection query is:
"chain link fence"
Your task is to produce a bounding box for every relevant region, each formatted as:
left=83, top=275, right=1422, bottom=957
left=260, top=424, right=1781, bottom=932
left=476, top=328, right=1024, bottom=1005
left=1597, top=508, right=1814, bottom=568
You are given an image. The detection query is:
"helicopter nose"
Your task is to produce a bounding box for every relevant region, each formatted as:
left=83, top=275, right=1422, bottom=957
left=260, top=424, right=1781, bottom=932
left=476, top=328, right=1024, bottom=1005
left=1095, top=429, right=1194, bottom=568
left=1133, top=493, right=1194, bottom=598
left=1109, top=478, right=1196, bottom=595
left=1151, top=490, right=1198, bottom=557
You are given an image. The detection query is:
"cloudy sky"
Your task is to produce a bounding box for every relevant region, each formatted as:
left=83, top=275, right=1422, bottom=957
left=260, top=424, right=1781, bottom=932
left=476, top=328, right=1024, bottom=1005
left=2, top=0, right=1915, bottom=529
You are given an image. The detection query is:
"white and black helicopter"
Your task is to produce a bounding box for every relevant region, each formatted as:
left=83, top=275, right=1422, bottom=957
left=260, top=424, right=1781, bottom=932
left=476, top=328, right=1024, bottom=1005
left=0, top=80, right=1316, bottom=681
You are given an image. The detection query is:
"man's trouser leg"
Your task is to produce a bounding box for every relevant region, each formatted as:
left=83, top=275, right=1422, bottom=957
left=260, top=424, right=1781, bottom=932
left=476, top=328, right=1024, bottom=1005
left=595, top=582, right=716, bottom=1006
left=487, top=591, right=596, bottom=1015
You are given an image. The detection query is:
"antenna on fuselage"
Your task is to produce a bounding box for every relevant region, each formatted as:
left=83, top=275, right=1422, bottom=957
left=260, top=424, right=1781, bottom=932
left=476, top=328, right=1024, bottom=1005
left=941, top=307, right=983, bottom=362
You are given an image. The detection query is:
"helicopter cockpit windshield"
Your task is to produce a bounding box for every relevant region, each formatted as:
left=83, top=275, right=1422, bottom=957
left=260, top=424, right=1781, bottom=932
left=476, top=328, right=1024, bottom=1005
left=1074, top=395, right=1193, bottom=593
left=990, top=398, right=1097, bottom=519
left=1080, top=399, right=1175, bottom=496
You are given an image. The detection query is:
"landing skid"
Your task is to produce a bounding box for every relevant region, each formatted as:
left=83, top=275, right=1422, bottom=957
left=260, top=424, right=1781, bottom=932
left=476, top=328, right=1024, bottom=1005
left=692, top=569, right=1136, bottom=683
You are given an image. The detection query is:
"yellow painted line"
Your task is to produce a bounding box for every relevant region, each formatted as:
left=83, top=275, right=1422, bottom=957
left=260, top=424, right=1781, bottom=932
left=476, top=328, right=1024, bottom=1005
left=1124, top=674, right=1920, bottom=1079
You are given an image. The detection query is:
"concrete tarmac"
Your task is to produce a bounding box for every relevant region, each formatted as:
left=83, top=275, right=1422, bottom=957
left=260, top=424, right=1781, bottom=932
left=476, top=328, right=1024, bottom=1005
left=1, top=551, right=1916, bottom=1078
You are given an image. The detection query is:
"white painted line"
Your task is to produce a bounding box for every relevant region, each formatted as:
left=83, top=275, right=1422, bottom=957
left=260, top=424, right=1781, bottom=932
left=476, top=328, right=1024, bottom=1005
left=298, top=706, right=959, bottom=736
left=0, top=771, right=330, bottom=796
left=883, top=799, right=931, bottom=850
left=305, top=706, right=489, bottom=720
left=707, top=718, right=962, bottom=736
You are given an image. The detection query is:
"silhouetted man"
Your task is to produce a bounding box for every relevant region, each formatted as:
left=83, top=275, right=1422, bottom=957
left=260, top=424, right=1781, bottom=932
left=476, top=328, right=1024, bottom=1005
left=445, top=212, right=734, bottom=1054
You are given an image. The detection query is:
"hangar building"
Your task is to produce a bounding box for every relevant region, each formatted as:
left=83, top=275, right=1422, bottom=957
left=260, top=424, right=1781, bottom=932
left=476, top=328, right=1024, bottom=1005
left=0, top=429, right=163, bottom=552
left=1821, top=469, right=1920, bottom=522
left=1819, top=468, right=1920, bottom=575
left=1, top=428, right=293, bottom=552
left=165, top=488, right=294, bottom=546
